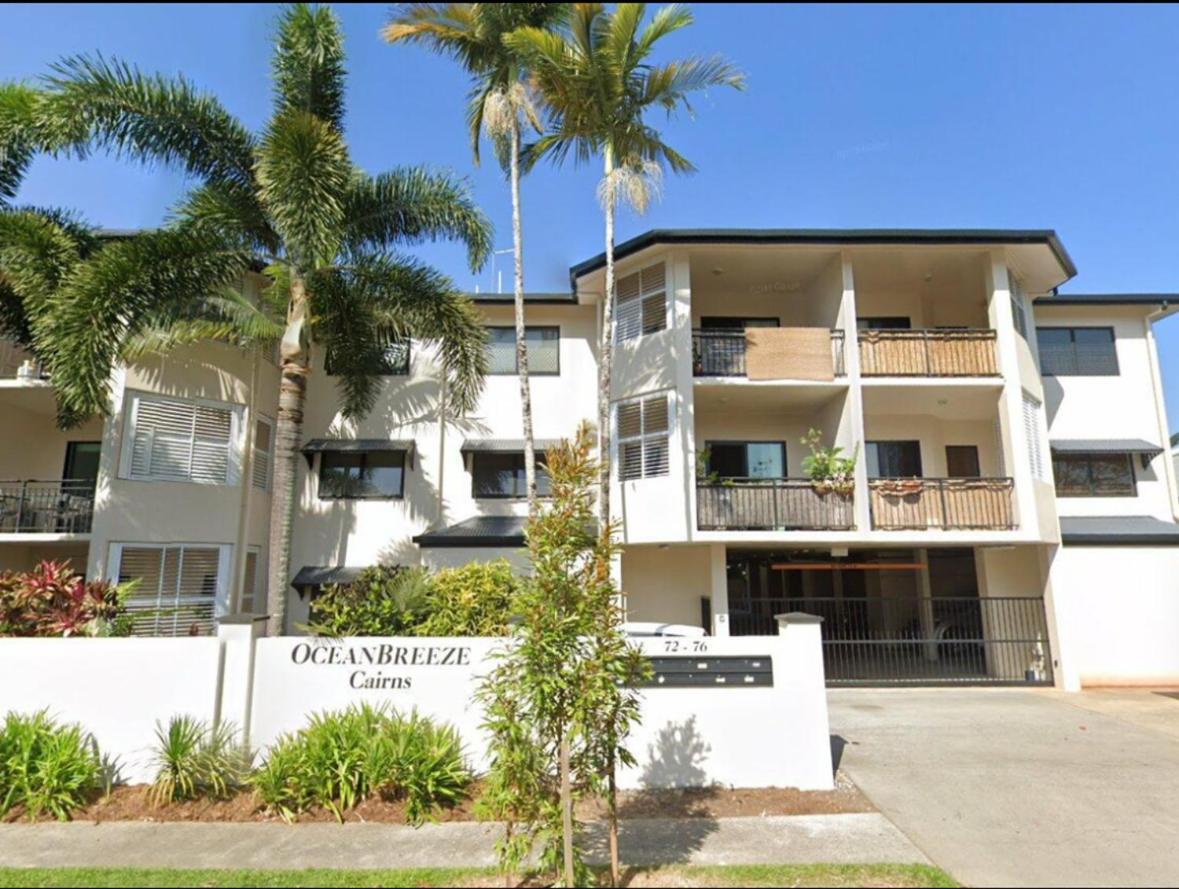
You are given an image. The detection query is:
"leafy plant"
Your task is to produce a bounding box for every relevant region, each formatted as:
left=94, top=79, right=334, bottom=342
left=252, top=704, right=471, bottom=825
left=415, top=560, right=520, bottom=637
left=306, top=567, right=431, bottom=637
left=800, top=428, right=858, bottom=495
left=0, top=561, right=133, bottom=637
left=148, top=716, right=249, bottom=806
left=0, top=710, right=102, bottom=820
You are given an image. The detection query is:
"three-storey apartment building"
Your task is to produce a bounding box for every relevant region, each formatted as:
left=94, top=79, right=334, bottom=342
left=2, top=229, right=1176, bottom=690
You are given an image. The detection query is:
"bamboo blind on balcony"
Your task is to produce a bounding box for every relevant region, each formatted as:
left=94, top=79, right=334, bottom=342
left=745, top=327, right=835, bottom=381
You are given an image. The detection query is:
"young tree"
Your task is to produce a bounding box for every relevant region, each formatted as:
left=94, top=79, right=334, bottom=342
left=477, top=422, right=647, bottom=887
left=385, top=3, right=568, bottom=516
left=506, top=3, right=744, bottom=528
left=19, top=4, right=494, bottom=632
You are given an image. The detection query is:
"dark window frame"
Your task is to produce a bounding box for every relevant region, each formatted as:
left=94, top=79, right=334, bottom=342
left=866, top=440, right=923, bottom=478
left=699, top=317, right=781, bottom=330
left=317, top=450, right=407, bottom=500
left=858, top=317, right=912, bottom=330
left=486, top=325, right=560, bottom=376
left=945, top=445, right=982, bottom=478
left=1051, top=451, right=1137, bottom=498
left=470, top=451, right=552, bottom=499
left=704, top=440, right=787, bottom=479
left=1035, top=326, right=1119, bottom=376
left=324, top=339, right=411, bottom=377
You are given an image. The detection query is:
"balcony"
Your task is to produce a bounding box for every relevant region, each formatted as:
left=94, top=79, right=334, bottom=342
left=0, top=339, right=47, bottom=381
left=692, top=329, right=846, bottom=378
left=868, top=477, right=1014, bottom=531
left=858, top=329, right=998, bottom=377
left=0, top=480, right=96, bottom=534
left=696, top=478, right=855, bottom=531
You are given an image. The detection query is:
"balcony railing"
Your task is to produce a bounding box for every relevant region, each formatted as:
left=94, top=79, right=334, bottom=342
left=692, top=329, right=846, bottom=377
left=0, top=480, right=96, bottom=534
left=696, top=478, right=855, bottom=531
left=868, top=477, right=1014, bottom=530
left=858, top=328, right=998, bottom=376
left=0, top=339, right=48, bottom=380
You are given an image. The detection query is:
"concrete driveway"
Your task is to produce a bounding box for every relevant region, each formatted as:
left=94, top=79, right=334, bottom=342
left=829, top=687, right=1179, bottom=888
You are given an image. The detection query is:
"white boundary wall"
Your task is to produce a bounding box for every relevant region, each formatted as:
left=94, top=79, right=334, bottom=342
left=0, top=617, right=833, bottom=791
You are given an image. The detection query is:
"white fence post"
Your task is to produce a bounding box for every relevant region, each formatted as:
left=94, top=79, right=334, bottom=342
left=775, top=611, right=834, bottom=787
left=216, top=616, right=266, bottom=747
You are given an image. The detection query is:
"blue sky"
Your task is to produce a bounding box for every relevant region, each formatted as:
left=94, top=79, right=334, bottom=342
left=4, top=4, right=1179, bottom=429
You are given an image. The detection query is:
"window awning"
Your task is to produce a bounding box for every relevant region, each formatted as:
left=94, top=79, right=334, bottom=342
left=413, top=516, right=528, bottom=548
left=460, top=439, right=562, bottom=454
left=1060, top=516, right=1179, bottom=546
left=290, top=565, right=366, bottom=593
left=1049, top=438, right=1162, bottom=455
left=301, top=438, right=415, bottom=466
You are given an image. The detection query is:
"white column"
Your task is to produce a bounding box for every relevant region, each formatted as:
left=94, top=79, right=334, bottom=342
left=841, top=253, right=871, bottom=533
left=1042, top=545, right=1081, bottom=691
left=216, top=616, right=266, bottom=746
left=709, top=542, right=730, bottom=636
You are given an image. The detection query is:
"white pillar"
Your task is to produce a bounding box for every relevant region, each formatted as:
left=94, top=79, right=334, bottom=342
left=217, top=616, right=266, bottom=746
left=709, top=543, right=730, bottom=636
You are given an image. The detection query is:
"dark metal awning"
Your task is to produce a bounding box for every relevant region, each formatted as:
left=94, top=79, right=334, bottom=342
left=413, top=516, right=528, bottom=548
left=460, top=438, right=562, bottom=454
left=290, top=565, right=366, bottom=592
left=1060, top=515, right=1179, bottom=546
left=301, top=438, right=415, bottom=466
left=1050, top=438, right=1162, bottom=455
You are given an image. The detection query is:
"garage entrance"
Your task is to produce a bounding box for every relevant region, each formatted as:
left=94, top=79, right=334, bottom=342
left=726, top=548, right=1053, bottom=685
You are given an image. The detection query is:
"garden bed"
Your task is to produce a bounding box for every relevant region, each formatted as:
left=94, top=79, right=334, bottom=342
left=7, top=772, right=872, bottom=824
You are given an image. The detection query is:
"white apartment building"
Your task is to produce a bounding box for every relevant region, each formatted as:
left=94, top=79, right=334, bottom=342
left=2, top=228, right=1177, bottom=691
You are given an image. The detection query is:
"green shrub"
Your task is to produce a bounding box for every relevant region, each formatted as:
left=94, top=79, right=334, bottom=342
left=0, top=561, right=134, bottom=637
left=149, top=716, right=250, bottom=806
left=416, top=560, right=520, bottom=636
left=307, top=567, right=431, bottom=637
left=307, top=561, right=520, bottom=637
left=252, top=704, right=471, bottom=825
left=0, top=711, right=103, bottom=820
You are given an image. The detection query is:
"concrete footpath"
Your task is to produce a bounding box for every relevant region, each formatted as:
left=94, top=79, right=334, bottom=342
left=0, top=813, right=927, bottom=870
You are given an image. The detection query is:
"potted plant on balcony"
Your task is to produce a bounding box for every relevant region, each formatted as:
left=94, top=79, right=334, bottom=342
left=800, top=428, right=857, bottom=496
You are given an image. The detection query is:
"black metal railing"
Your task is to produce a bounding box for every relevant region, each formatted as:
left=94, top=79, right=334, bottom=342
left=858, top=328, right=998, bottom=376
left=696, top=478, right=854, bottom=530
left=729, top=595, right=1052, bottom=684
left=692, top=329, right=846, bottom=377
left=869, top=477, right=1014, bottom=530
left=0, top=339, right=48, bottom=380
left=0, top=480, right=96, bottom=533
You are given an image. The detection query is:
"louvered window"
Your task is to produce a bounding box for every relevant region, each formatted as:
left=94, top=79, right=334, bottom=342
left=115, top=543, right=227, bottom=637
left=1035, top=327, right=1118, bottom=376
left=252, top=417, right=273, bottom=490
left=616, top=394, right=671, bottom=481
left=1022, top=393, right=1047, bottom=481
left=1009, top=274, right=1028, bottom=339
left=615, top=263, right=667, bottom=343
left=123, top=394, right=240, bottom=485
left=486, top=326, right=560, bottom=375
left=241, top=548, right=261, bottom=613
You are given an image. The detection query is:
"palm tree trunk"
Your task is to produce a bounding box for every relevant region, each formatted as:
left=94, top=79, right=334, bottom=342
left=597, top=145, right=616, bottom=528
left=266, top=272, right=310, bottom=636
left=511, top=119, right=537, bottom=517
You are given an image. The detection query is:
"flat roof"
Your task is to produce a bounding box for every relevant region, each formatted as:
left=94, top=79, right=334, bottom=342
left=569, top=228, right=1077, bottom=282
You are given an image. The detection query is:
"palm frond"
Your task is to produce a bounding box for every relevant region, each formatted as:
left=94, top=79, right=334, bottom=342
left=170, top=181, right=280, bottom=257
left=272, top=4, right=347, bottom=133
left=0, top=83, right=41, bottom=205
left=42, top=54, right=256, bottom=188
left=341, top=167, right=491, bottom=272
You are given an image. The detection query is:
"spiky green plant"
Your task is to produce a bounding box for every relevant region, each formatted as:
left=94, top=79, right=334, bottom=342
left=0, top=710, right=102, bottom=821
left=8, top=4, right=493, bottom=632
left=148, top=716, right=249, bottom=806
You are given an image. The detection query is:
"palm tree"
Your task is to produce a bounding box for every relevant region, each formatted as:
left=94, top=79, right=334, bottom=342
left=506, top=3, right=743, bottom=529
left=507, top=6, right=742, bottom=882
left=22, top=4, right=493, bottom=633
left=384, top=3, right=567, bottom=516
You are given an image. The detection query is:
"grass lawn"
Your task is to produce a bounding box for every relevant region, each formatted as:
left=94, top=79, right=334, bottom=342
left=0, top=864, right=958, bottom=888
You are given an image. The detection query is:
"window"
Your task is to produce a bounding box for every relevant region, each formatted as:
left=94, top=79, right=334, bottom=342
left=1022, top=393, right=1048, bottom=481
left=700, top=317, right=780, bottom=330
left=866, top=441, right=922, bottom=477
left=241, top=548, right=261, bottom=614
left=1036, top=327, right=1118, bottom=376
left=1053, top=452, right=1137, bottom=497
left=62, top=441, right=101, bottom=491
left=122, top=393, right=240, bottom=485
left=472, top=452, right=551, bottom=498
left=616, top=263, right=666, bottom=343
left=325, top=339, right=410, bottom=376
left=945, top=445, right=982, bottom=478
left=318, top=450, right=406, bottom=499
left=1009, top=274, right=1029, bottom=339
left=252, top=417, right=273, bottom=490
left=486, top=326, right=560, bottom=375
left=616, top=394, right=670, bottom=480
left=113, top=543, right=229, bottom=637
left=706, top=441, right=786, bottom=479
left=857, top=317, right=912, bottom=330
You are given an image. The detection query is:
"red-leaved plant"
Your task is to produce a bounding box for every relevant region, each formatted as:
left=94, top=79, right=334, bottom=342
left=0, top=561, right=132, bottom=637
